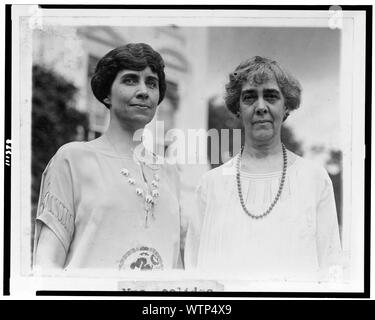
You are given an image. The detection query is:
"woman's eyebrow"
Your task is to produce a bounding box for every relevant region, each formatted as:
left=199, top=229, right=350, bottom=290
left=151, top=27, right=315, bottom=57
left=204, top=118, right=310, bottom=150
left=146, top=75, right=159, bottom=82
left=241, top=89, right=257, bottom=95
left=264, top=88, right=281, bottom=95
left=120, top=73, right=139, bottom=79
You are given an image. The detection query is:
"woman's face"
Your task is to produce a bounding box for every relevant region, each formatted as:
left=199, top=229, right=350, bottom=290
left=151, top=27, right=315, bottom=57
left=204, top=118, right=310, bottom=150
left=239, top=77, right=287, bottom=144
left=105, top=66, right=160, bottom=129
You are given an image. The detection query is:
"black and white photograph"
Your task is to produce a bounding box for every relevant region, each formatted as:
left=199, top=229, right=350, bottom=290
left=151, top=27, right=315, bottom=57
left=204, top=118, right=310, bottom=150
left=4, top=5, right=370, bottom=297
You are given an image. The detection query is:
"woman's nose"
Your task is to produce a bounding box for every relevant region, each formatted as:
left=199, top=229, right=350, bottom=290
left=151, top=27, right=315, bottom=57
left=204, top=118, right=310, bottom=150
left=136, top=81, right=149, bottom=99
left=255, top=98, right=268, bottom=115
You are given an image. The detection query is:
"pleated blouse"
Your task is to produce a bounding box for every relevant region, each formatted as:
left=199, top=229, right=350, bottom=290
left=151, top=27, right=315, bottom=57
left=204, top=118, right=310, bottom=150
left=185, top=154, right=343, bottom=282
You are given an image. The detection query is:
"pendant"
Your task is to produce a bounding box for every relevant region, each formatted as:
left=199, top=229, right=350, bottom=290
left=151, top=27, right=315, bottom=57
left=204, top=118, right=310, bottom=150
left=151, top=180, right=159, bottom=188
left=144, top=209, right=149, bottom=228
left=144, top=206, right=155, bottom=228
left=120, top=166, right=159, bottom=228
left=144, top=201, right=155, bottom=228
left=145, top=194, right=154, bottom=204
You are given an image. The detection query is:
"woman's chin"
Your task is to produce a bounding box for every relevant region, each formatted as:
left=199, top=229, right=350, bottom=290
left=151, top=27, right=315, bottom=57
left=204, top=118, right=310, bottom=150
left=132, top=116, right=154, bottom=127
left=118, top=112, right=155, bottom=125
left=251, top=130, right=275, bottom=142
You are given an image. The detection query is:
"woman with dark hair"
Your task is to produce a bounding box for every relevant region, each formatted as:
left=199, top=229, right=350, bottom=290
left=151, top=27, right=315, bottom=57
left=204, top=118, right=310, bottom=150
left=33, top=43, right=183, bottom=272
left=185, top=56, right=343, bottom=282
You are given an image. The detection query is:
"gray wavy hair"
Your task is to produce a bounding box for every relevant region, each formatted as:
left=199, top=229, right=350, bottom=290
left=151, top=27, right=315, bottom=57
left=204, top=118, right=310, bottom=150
left=225, top=56, right=302, bottom=120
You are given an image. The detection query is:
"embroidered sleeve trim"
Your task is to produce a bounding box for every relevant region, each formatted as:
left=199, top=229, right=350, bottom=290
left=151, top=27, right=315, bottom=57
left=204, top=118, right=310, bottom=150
left=36, top=191, right=74, bottom=252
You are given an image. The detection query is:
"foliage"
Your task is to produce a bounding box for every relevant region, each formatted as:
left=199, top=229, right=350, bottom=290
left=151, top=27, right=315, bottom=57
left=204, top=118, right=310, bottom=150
left=31, top=64, right=89, bottom=220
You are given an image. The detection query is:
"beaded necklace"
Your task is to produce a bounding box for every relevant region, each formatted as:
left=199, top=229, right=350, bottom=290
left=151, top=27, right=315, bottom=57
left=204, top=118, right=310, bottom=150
left=106, top=135, right=161, bottom=228
left=235, top=144, right=287, bottom=219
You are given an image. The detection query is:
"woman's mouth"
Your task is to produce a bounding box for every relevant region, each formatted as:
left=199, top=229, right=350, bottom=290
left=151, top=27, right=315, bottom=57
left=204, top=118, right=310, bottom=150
left=130, top=103, right=151, bottom=109
left=253, top=120, right=272, bottom=125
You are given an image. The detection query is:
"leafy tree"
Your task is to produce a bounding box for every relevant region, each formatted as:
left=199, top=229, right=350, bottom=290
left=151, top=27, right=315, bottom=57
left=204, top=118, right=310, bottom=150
left=31, top=65, right=89, bottom=249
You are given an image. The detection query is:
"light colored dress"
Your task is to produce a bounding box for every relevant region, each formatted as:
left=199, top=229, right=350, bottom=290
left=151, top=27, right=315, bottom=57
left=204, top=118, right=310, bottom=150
left=33, top=138, right=182, bottom=271
left=185, top=154, right=343, bottom=282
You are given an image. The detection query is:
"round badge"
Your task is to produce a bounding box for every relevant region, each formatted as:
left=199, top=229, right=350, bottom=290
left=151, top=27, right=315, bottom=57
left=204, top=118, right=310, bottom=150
left=118, top=246, right=163, bottom=270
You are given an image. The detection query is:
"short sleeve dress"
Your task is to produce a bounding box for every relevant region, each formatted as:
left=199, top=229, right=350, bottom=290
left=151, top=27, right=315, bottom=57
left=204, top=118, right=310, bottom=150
left=33, top=138, right=182, bottom=271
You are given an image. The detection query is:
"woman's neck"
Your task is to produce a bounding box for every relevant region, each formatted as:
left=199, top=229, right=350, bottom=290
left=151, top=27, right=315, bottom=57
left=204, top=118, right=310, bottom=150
left=243, top=140, right=282, bottom=158
left=104, top=119, right=143, bottom=157
left=241, top=140, right=285, bottom=173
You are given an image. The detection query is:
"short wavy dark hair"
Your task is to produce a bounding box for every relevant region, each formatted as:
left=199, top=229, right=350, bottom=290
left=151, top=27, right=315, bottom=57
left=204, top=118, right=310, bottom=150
left=91, top=43, right=166, bottom=109
left=225, top=56, right=302, bottom=117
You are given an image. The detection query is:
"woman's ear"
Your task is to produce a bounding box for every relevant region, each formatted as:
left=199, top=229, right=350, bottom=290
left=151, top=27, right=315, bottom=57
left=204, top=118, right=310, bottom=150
left=283, top=107, right=290, bottom=122
left=103, top=96, right=111, bottom=105
left=236, top=105, right=241, bottom=119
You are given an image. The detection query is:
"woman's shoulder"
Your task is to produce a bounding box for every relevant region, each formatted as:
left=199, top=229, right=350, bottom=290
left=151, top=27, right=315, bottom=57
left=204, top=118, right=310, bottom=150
left=47, top=141, right=104, bottom=170
left=293, top=154, right=331, bottom=182
left=54, top=141, right=90, bottom=159
left=40, top=141, right=87, bottom=177
left=57, top=136, right=117, bottom=157
left=201, top=156, right=237, bottom=183
left=294, top=154, right=327, bottom=171
left=40, top=141, right=85, bottom=172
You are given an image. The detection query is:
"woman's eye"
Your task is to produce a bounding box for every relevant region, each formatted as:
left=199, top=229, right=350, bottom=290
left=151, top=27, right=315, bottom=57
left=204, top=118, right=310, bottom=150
left=147, top=81, right=158, bottom=89
left=265, top=94, right=278, bottom=102
left=242, top=94, right=256, bottom=104
left=123, top=78, right=137, bottom=85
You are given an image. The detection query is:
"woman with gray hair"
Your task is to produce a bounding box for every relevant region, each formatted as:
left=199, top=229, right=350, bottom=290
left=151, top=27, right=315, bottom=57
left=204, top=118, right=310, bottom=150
left=33, top=43, right=183, bottom=272
left=185, top=56, right=342, bottom=282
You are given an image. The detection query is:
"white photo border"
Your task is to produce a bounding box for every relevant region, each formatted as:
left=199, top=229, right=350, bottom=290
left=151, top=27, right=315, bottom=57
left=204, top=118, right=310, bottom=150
left=8, top=5, right=370, bottom=297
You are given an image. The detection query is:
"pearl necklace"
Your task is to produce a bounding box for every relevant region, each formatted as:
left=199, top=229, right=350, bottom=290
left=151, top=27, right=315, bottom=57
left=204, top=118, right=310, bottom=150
left=106, top=135, right=161, bottom=228
left=235, top=144, right=287, bottom=219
